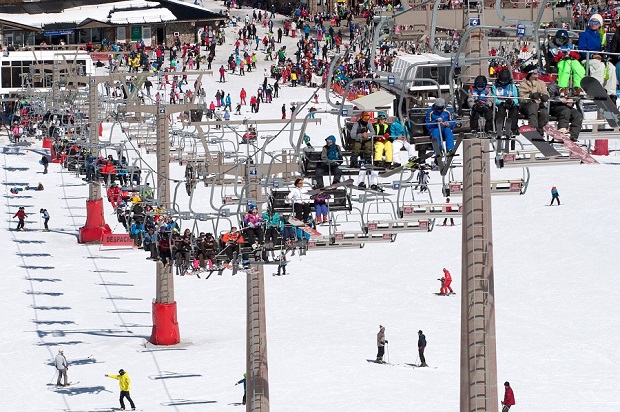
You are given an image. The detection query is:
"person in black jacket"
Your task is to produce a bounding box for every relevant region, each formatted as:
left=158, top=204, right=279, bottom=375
left=418, top=330, right=428, bottom=367
left=41, top=155, right=49, bottom=174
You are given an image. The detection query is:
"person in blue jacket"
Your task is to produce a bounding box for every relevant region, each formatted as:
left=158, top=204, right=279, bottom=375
left=235, top=373, right=247, bottom=405
left=425, top=98, right=456, bottom=154
left=578, top=13, right=617, bottom=96
left=224, top=93, right=232, bottom=111
left=390, top=116, right=415, bottom=167
left=492, top=68, right=519, bottom=137
left=550, top=185, right=560, bottom=206
left=315, top=135, right=343, bottom=189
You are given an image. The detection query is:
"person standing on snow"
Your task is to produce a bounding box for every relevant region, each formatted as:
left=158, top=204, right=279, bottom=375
left=376, top=325, right=387, bottom=363
left=105, top=369, right=136, bottom=411
left=418, top=330, right=427, bottom=367
left=235, top=373, right=247, bottom=405
left=501, top=381, right=516, bottom=411
left=41, top=154, right=49, bottom=174
left=550, top=186, right=560, bottom=206
left=40, top=208, right=50, bottom=231
left=442, top=268, right=454, bottom=295
left=13, top=206, right=27, bottom=231
left=54, top=349, right=68, bottom=387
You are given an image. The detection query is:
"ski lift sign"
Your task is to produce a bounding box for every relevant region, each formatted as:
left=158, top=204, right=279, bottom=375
left=517, top=24, right=526, bottom=37
left=469, top=18, right=480, bottom=27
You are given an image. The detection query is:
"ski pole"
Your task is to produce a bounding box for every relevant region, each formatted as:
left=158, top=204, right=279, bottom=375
left=415, top=353, right=419, bottom=367
left=50, top=370, right=58, bottom=385
left=386, top=342, right=390, bottom=364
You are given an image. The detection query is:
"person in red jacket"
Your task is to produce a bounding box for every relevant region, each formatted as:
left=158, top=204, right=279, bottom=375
left=442, top=268, right=454, bottom=295
left=240, top=88, right=247, bottom=105
left=106, top=182, right=122, bottom=209
left=501, top=381, right=515, bottom=411
left=13, top=207, right=27, bottom=231
left=442, top=197, right=455, bottom=226
left=101, top=159, right=116, bottom=186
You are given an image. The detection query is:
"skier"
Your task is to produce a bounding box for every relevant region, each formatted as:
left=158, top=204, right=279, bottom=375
left=13, top=206, right=27, bottom=231
left=315, top=135, right=343, bottom=189
left=40, top=208, right=50, bottom=231
left=105, top=369, right=136, bottom=411
left=54, top=349, right=68, bottom=387
left=376, top=325, right=387, bottom=363
left=550, top=186, right=560, bottom=206
left=442, top=268, right=454, bottom=295
left=417, top=330, right=427, bottom=367
left=442, top=198, right=454, bottom=226
left=235, top=373, right=247, bottom=405
left=425, top=98, right=456, bottom=155
left=41, top=154, right=49, bottom=174
left=501, top=381, right=516, bottom=411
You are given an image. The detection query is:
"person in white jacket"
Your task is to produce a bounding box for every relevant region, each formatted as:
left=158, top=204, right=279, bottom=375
left=285, top=178, right=311, bottom=222
left=54, top=349, right=68, bottom=386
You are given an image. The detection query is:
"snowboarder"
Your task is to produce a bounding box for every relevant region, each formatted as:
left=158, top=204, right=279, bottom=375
left=501, top=381, right=516, bottom=411
left=41, top=154, right=49, bottom=174
left=235, top=373, right=247, bottom=405
left=418, top=330, right=427, bottom=367
left=13, top=207, right=27, bottom=231
left=550, top=186, right=560, bottom=206
left=105, top=369, right=136, bottom=411
left=54, top=349, right=68, bottom=387
left=40, top=208, right=50, bottom=231
left=376, top=325, right=387, bottom=363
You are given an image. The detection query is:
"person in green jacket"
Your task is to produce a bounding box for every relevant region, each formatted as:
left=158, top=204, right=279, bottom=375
left=105, top=369, right=136, bottom=411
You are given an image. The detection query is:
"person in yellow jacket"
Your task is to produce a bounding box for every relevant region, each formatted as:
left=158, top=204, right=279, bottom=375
left=105, top=369, right=136, bottom=411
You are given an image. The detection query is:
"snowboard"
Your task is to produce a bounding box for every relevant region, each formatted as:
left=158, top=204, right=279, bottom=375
left=378, top=152, right=435, bottom=178
left=542, top=125, right=598, bottom=164
left=434, top=292, right=456, bottom=296
left=518, top=126, right=561, bottom=157
left=580, top=76, right=620, bottom=128
left=307, top=178, right=354, bottom=196
left=289, top=218, right=322, bottom=236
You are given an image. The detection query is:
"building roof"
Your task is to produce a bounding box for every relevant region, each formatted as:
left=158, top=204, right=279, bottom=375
left=0, top=0, right=225, bottom=30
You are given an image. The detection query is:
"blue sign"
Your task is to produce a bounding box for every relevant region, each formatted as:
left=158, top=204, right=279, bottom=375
left=517, top=24, right=525, bottom=37
left=341, top=108, right=348, bottom=117
left=388, top=75, right=395, bottom=86
left=469, top=18, right=480, bottom=27
left=44, top=29, right=74, bottom=36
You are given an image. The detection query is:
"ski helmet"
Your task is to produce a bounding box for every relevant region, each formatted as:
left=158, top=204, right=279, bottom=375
left=434, top=98, right=446, bottom=110
left=497, top=68, right=512, bottom=86
left=473, top=75, right=488, bottom=89
left=554, top=30, right=569, bottom=47
left=119, top=369, right=125, bottom=375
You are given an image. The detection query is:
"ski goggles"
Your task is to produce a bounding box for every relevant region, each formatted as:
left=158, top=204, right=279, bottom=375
left=589, top=20, right=601, bottom=25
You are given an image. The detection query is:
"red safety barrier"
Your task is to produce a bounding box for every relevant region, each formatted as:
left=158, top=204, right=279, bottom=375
left=102, top=233, right=134, bottom=247
left=593, top=139, right=609, bottom=156
left=150, top=302, right=180, bottom=345
left=78, top=198, right=112, bottom=243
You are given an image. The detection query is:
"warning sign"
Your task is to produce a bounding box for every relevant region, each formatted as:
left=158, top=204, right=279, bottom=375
left=102, top=233, right=134, bottom=247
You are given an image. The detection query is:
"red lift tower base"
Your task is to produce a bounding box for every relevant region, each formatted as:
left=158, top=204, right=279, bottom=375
left=78, top=198, right=111, bottom=243
left=150, top=302, right=180, bottom=345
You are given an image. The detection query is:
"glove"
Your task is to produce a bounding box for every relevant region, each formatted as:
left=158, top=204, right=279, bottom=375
left=530, top=92, right=541, bottom=100
left=569, top=51, right=580, bottom=60
left=541, top=94, right=549, bottom=102
left=107, top=197, right=111, bottom=202
left=385, top=340, right=388, bottom=344
left=553, top=53, right=563, bottom=63
left=504, top=99, right=514, bottom=108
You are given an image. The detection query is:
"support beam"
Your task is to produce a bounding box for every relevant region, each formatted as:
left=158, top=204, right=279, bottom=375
left=460, top=139, right=498, bottom=412
left=246, top=163, right=269, bottom=412
left=150, top=104, right=180, bottom=345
